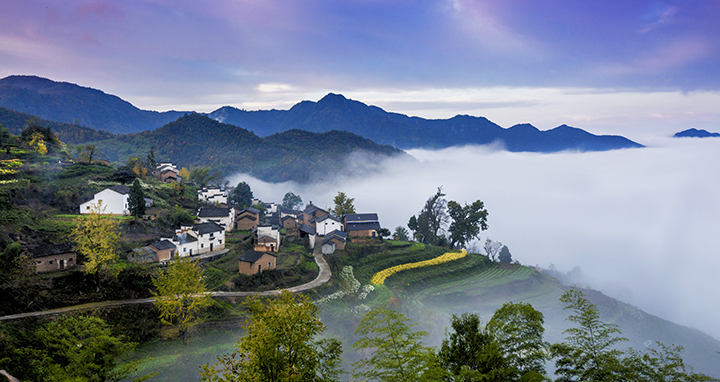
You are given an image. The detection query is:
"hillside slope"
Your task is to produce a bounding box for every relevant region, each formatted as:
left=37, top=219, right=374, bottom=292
left=91, top=113, right=407, bottom=182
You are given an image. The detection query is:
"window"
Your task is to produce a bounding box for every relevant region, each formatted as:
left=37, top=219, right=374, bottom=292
left=268, top=262, right=272, bottom=268
left=201, top=244, right=204, bottom=248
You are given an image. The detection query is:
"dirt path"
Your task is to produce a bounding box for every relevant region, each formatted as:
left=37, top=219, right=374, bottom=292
left=0, top=252, right=332, bottom=321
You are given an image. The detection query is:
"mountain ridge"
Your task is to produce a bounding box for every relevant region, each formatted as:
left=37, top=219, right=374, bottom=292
left=0, top=75, right=643, bottom=151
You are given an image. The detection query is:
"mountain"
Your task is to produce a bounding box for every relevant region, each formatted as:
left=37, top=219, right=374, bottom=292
left=209, top=93, right=644, bottom=151
left=91, top=113, right=406, bottom=183
left=0, top=106, right=115, bottom=144
left=0, top=75, right=185, bottom=134
left=674, top=128, right=720, bottom=138
left=0, top=75, right=643, bottom=151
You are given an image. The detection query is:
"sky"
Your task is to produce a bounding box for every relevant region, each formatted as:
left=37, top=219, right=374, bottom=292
left=2, top=0, right=720, bottom=339
left=1, top=0, right=720, bottom=140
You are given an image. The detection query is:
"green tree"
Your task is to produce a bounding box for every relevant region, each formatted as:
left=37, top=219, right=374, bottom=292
left=282, top=191, right=303, bottom=210
left=353, top=305, right=444, bottom=382
left=330, top=191, right=355, bottom=219
left=71, top=201, right=120, bottom=276
left=165, top=205, right=196, bottom=228
left=438, top=312, right=512, bottom=382
left=393, top=226, right=410, bottom=241
left=487, top=302, right=548, bottom=380
left=550, top=289, right=628, bottom=382
left=623, top=342, right=719, bottom=382
left=416, top=187, right=449, bottom=246
left=200, top=291, right=342, bottom=382
left=447, top=199, right=488, bottom=249
left=152, top=257, right=213, bottom=343
left=7, top=315, right=150, bottom=382
left=231, top=181, right=253, bottom=208
left=146, top=146, right=157, bottom=176
left=128, top=179, right=146, bottom=218
left=408, top=215, right=418, bottom=240
left=498, top=245, right=512, bottom=264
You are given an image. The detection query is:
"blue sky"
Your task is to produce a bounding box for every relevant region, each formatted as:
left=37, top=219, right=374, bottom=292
left=1, top=0, right=720, bottom=138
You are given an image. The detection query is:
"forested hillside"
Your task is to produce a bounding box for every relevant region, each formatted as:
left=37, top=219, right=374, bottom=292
left=89, top=113, right=406, bottom=183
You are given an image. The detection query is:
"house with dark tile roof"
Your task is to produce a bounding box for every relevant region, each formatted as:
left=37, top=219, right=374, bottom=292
left=29, top=243, right=76, bottom=273
left=198, top=206, right=235, bottom=230
left=238, top=250, right=276, bottom=275
left=236, top=207, right=260, bottom=231
left=344, top=213, right=382, bottom=238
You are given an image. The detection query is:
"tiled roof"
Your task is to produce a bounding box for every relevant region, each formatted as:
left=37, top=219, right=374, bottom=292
left=150, top=240, right=176, bottom=250
left=193, top=221, right=224, bottom=235
left=299, top=224, right=316, bottom=235
left=346, top=222, right=381, bottom=231
left=198, top=207, right=231, bottom=218
left=239, top=250, right=275, bottom=263
left=108, top=184, right=130, bottom=195
left=344, top=213, right=379, bottom=222
left=29, top=243, right=75, bottom=258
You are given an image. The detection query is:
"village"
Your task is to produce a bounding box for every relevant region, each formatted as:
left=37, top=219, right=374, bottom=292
left=30, top=161, right=383, bottom=277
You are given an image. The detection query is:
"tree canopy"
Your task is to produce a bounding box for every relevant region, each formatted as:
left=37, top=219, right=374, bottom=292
left=152, top=257, right=213, bottom=343
left=128, top=179, right=146, bottom=218
left=201, top=291, right=342, bottom=382
left=71, top=201, right=120, bottom=276
left=282, top=191, right=303, bottom=210
left=231, top=181, right=253, bottom=208
left=447, top=199, right=488, bottom=249
left=330, top=191, right=356, bottom=219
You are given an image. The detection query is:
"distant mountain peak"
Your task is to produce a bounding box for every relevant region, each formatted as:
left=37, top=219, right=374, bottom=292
left=674, top=128, right=720, bottom=138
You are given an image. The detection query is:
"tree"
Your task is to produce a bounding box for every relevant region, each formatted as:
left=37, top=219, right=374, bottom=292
left=178, top=167, right=191, bottom=182
left=330, top=191, right=355, bottom=219
left=487, top=302, right=548, bottom=380
left=146, top=146, right=157, bottom=176
left=200, top=291, right=342, bottom=382
left=231, top=181, right=253, bottom=208
left=8, top=315, right=150, bottom=382
left=128, top=179, right=146, bottom=218
left=282, top=192, right=303, bottom=210
left=550, top=289, right=628, bottom=382
left=378, top=227, right=391, bottom=239
left=152, top=257, right=213, bottom=344
left=416, top=187, right=449, bottom=245
left=393, top=226, right=410, bottom=241
left=623, top=342, right=719, bottom=382
left=438, top=312, right=512, bottom=382
left=447, top=199, right=488, bottom=249
left=27, top=132, right=47, bottom=155
left=353, top=306, right=444, bottom=382
left=498, top=245, right=512, bottom=264
left=407, top=215, right=418, bottom=240
left=112, top=165, right=137, bottom=184
left=484, top=238, right=502, bottom=262
left=71, top=201, right=120, bottom=276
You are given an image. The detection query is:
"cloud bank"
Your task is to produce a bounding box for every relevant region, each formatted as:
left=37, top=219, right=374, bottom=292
left=229, top=137, right=720, bottom=340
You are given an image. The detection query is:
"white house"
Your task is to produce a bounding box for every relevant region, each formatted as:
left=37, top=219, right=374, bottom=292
left=197, top=206, right=235, bottom=231
left=198, top=186, right=227, bottom=205
left=79, top=185, right=130, bottom=215
left=167, top=221, right=225, bottom=257
left=254, top=224, right=281, bottom=252
left=313, top=214, right=344, bottom=236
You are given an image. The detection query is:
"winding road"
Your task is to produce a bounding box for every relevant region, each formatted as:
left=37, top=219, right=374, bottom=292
left=0, top=251, right=332, bottom=321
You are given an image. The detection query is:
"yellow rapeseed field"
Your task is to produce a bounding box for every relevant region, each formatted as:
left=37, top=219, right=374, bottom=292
left=370, top=249, right=467, bottom=285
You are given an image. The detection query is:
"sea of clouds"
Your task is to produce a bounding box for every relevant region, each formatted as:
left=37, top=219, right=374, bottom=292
left=228, top=136, right=720, bottom=340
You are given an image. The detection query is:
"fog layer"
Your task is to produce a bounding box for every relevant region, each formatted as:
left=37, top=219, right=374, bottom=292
left=229, top=137, right=720, bottom=340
